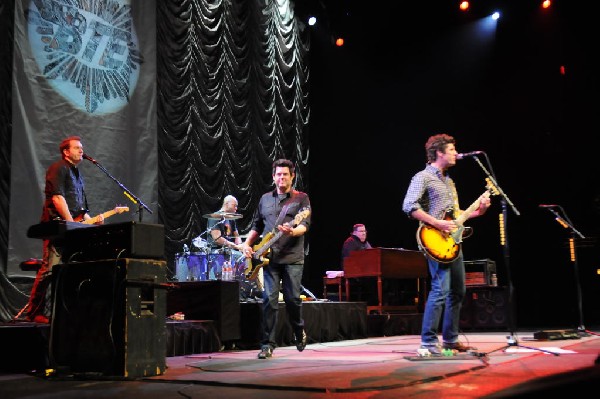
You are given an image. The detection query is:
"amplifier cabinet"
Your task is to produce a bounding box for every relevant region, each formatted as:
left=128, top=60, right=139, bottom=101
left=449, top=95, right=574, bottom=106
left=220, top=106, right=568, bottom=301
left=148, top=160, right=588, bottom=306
left=464, top=259, right=496, bottom=286
left=51, top=258, right=167, bottom=377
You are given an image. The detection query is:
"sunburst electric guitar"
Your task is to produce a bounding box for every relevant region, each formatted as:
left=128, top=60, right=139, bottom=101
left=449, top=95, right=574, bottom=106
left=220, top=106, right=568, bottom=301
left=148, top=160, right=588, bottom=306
left=245, top=207, right=311, bottom=280
left=74, top=206, right=129, bottom=224
left=417, top=178, right=498, bottom=263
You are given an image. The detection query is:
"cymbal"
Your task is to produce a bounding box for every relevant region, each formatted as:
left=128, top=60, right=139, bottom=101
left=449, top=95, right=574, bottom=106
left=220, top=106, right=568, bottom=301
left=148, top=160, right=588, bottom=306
left=203, top=212, right=243, bottom=220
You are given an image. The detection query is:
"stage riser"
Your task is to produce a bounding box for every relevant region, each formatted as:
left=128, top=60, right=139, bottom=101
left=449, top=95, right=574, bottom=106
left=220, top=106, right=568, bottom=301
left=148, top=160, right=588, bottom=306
left=0, top=324, right=50, bottom=373
left=367, top=313, right=423, bottom=337
left=237, top=301, right=369, bottom=349
left=166, top=281, right=241, bottom=342
left=0, top=320, right=219, bottom=373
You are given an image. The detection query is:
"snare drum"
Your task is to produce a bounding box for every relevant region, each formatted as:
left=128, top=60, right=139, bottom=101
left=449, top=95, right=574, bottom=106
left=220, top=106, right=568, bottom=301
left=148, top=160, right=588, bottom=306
left=174, top=252, right=208, bottom=281
left=192, top=236, right=208, bottom=251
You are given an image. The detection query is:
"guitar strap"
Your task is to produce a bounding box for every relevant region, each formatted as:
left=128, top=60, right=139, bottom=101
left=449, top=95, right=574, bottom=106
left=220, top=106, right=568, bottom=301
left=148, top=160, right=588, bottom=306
left=274, top=202, right=291, bottom=228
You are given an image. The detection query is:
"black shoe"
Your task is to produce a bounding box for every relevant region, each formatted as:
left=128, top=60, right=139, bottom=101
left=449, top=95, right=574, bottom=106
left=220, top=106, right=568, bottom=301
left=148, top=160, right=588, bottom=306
left=295, top=330, right=307, bottom=352
left=258, top=346, right=272, bottom=359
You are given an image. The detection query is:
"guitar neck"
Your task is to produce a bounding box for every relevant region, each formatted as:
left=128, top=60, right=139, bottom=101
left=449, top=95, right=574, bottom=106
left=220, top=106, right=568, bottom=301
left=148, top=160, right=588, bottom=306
left=82, top=209, right=116, bottom=225
left=455, top=190, right=488, bottom=225
left=255, top=231, right=283, bottom=257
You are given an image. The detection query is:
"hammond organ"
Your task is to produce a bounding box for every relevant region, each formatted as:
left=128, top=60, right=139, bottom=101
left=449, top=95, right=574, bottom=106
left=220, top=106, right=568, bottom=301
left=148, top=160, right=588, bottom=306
left=343, top=248, right=428, bottom=314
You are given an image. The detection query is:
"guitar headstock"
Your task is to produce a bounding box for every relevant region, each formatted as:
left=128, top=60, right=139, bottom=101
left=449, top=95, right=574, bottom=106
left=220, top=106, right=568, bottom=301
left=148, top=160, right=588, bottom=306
left=485, top=178, right=500, bottom=197
left=115, top=206, right=130, bottom=214
left=293, top=207, right=311, bottom=225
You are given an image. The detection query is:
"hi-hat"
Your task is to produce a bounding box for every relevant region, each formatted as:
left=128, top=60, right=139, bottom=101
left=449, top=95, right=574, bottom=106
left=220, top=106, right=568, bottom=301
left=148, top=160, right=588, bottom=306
left=203, top=212, right=243, bottom=220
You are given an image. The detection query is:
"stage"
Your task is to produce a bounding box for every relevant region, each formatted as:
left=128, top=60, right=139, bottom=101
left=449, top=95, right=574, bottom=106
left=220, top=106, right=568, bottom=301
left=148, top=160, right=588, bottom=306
left=1, top=331, right=599, bottom=398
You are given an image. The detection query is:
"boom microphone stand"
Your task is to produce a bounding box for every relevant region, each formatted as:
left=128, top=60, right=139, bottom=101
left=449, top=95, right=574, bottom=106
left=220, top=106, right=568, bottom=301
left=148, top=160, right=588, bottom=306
left=83, top=154, right=152, bottom=222
left=540, top=205, right=598, bottom=337
left=468, top=153, right=559, bottom=356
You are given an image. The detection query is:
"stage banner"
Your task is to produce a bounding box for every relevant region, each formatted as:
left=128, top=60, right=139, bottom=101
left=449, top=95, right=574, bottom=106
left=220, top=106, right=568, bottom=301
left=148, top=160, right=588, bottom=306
left=8, top=0, right=157, bottom=275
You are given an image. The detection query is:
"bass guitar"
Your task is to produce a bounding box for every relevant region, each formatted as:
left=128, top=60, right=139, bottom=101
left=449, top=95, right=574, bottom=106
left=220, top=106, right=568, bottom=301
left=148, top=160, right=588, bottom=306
left=245, top=207, right=311, bottom=280
left=74, top=206, right=129, bottom=224
left=417, top=178, right=498, bottom=263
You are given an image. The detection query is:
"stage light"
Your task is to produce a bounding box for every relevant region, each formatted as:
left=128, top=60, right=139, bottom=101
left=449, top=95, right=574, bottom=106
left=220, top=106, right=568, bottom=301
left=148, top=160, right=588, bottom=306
left=542, top=0, right=551, bottom=9
left=492, top=11, right=500, bottom=20
left=308, top=16, right=317, bottom=26
left=459, top=1, right=470, bottom=11
left=335, top=37, right=344, bottom=47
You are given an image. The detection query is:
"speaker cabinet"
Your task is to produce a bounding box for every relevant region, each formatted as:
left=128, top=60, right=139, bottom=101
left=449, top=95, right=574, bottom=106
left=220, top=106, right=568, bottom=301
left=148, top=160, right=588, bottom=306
left=460, top=287, right=509, bottom=330
left=167, top=281, right=240, bottom=342
left=51, top=258, right=167, bottom=377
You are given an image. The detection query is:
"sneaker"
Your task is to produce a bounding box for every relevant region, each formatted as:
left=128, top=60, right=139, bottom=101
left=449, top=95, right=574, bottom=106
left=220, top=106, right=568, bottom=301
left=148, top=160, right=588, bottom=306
left=258, top=346, right=272, bottom=359
left=420, top=344, right=442, bottom=356
left=295, top=330, right=307, bottom=352
left=443, top=342, right=476, bottom=352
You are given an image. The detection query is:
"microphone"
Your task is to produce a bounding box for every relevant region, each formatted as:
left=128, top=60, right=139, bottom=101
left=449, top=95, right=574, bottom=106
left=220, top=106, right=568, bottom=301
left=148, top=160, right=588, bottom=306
left=457, top=151, right=484, bottom=160
left=82, top=153, right=97, bottom=164
left=539, top=204, right=558, bottom=208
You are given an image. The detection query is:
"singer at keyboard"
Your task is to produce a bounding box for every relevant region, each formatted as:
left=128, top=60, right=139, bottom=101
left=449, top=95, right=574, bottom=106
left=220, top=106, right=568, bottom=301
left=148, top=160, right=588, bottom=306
left=21, top=136, right=104, bottom=324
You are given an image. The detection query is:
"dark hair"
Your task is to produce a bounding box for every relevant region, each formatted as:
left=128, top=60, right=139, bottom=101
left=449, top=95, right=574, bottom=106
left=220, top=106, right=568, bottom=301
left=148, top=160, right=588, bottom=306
left=272, top=158, right=295, bottom=175
left=425, top=134, right=455, bottom=163
left=59, top=136, right=82, bottom=153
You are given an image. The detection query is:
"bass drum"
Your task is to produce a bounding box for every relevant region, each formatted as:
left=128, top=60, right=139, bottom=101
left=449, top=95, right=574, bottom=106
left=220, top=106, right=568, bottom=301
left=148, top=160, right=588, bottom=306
left=207, top=248, right=226, bottom=280
left=174, top=252, right=208, bottom=281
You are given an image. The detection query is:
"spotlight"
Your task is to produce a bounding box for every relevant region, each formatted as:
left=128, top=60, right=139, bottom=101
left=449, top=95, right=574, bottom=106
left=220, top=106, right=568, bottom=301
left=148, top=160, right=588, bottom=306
left=335, top=37, right=344, bottom=47
left=308, top=16, right=317, bottom=26
left=542, top=0, right=551, bottom=9
left=459, top=1, right=470, bottom=11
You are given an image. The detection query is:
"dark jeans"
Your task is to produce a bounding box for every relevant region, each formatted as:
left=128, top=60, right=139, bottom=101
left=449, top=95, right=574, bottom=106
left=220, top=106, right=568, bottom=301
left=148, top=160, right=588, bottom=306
left=260, top=262, right=304, bottom=349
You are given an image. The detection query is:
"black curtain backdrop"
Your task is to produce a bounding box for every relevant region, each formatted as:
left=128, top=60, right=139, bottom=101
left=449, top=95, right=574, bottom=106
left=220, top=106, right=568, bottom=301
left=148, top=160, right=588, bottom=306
left=1, top=0, right=599, bottom=329
left=156, top=0, right=310, bottom=276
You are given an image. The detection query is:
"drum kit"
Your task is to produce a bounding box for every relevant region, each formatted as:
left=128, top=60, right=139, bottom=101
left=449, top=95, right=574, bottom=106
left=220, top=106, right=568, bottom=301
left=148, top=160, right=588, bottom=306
left=174, top=211, right=262, bottom=299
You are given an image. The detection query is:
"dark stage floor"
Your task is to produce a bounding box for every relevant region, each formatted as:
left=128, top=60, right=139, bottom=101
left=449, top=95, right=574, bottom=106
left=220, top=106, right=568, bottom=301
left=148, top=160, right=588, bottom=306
left=1, top=330, right=599, bottom=398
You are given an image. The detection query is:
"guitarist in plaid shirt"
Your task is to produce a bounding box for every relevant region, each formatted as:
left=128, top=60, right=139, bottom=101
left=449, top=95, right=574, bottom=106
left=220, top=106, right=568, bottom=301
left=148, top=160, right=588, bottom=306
left=402, top=134, right=491, bottom=355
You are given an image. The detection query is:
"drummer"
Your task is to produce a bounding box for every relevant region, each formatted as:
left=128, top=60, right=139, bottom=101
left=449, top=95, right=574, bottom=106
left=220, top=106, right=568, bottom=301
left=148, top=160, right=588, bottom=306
left=208, top=195, right=243, bottom=251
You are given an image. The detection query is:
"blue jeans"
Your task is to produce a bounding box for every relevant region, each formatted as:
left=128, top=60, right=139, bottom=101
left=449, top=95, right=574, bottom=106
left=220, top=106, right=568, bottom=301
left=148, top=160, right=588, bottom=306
left=420, top=252, right=466, bottom=345
left=260, top=262, right=304, bottom=349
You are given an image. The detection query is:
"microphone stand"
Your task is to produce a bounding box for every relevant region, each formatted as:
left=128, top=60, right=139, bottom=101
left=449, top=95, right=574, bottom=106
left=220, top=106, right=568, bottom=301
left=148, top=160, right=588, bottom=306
left=469, top=155, right=559, bottom=356
left=84, top=157, right=152, bottom=222
left=541, top=206, right=597, bottom=337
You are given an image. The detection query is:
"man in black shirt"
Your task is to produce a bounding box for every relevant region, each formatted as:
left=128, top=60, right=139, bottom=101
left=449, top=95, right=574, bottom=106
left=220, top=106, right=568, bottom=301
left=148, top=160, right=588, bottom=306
left=241, top=159, right=311, bottom=359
